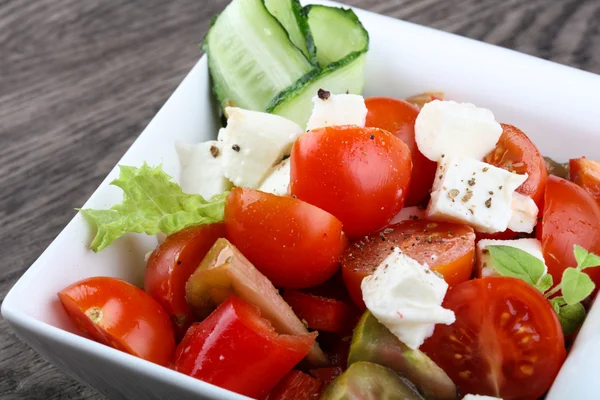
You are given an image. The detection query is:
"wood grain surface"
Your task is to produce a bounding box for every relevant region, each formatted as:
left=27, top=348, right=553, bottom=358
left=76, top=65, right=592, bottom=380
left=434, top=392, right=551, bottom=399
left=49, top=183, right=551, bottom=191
left=1, top=0, right=599, bottom=398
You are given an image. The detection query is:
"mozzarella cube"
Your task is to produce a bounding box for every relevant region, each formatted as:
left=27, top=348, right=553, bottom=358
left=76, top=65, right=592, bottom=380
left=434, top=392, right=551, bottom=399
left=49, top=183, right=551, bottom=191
left=258, top=158, right=290, bottom=196
left=389, top=206, right=426, bottom=225
left=415, top=100, right=502, bottom=161
left=476, top=238, right=547, bottom=279
left=427, top=157, right=527, bottom=233
left=306, top=92, right=367, bottom=131
left=361, top=248, right=455, bottom=350
left=176, top=140, right=232, bottom=199
left=508, top=193, right=538, bottom=233
left=219, top=107, right=303, bottom=188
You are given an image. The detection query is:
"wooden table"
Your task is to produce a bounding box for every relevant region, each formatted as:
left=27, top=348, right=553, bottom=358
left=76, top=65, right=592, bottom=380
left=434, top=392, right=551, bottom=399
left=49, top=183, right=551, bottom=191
left=1, top=0, right=599, bottom=398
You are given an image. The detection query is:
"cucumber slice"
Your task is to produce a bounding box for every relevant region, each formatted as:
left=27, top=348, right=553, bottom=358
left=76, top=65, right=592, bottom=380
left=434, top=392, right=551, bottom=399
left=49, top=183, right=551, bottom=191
left=264, top=0, right=314, bottom=59
left=266, top=5, right=369, bottom=127
left=268, top=52, right=367, bottom=127
left=306, top=5, right=369, bottom=68
left=205, top=0, right=314, bottom=112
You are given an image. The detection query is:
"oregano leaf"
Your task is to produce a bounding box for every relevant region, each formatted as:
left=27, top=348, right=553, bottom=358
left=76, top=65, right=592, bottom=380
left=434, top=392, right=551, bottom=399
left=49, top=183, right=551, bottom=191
left=487, top=245, right=546, bottom=286
left=574, top=245, right=600, bottom=270
left=562, top=268, right=595, bottom=305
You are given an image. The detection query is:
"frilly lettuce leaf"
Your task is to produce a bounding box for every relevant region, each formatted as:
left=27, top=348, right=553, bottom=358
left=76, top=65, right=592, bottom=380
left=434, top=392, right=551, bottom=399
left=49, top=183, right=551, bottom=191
left=80, top=164, right=227, bottom=252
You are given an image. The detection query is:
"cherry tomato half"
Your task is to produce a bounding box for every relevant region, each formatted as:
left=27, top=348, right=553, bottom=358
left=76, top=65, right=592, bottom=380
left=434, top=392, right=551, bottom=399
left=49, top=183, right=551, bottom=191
left=144, top=223, right=225, bottom=339
left=283, top=290, right=357, bottom=334
left=175, top=296, right=315, bottom=399
left=422, top=277, right=566, bottom=400
left=484, top=124, right=548, bottom=208
left=225, top=187, right=347, bottom=289
left=570, top=157, right=600, bottom=204
left=539, top=175, right=600, bottom=290
left=341, top=220, right=475, bottom=308
left=58, top=277, right=175, bottom=366
left=266, top=370, right=323, bottom=400
left=365, top=97, right=436, bottom=206
left=290, top=125, right=412, bottom=238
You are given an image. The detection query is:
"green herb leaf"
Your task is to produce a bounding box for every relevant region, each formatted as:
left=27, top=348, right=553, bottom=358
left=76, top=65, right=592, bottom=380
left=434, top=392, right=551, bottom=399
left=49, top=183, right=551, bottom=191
left=80, top=164, right=227, bottom=252
left=574, top=245, right=600, bottom=270
left=561, top=267, right=595, bottom=305
left=557, top=303, right=586, bottom=336
left=536, top=274, right=553, bottom=293
left=549, top=296, right=566, bottom=315
left=487, top=245, right=546, bottom=286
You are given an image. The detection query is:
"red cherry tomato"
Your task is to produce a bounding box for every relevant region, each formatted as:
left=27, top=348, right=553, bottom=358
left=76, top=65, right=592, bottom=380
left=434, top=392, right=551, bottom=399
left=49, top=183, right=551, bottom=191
left=144, top=223, right=224, bottom=338
left=484, top=124, right=548, bottom=208
left=174, top=296, right=315, bottom=399
left=309, top=367, right=343, bottom=388
left=58, top=277, right=175, bottom=366
left=540, top=176, right=600, bottom=290
left=290, top=125, right=412, bottom=238
left=283, top=290, right=356, bottom=334
left=266, top=370, right=323, bottom=400
left=570, top=157, right=600, bottom=204
left=224, top=187, right=347, bottom=289
left=365, top=97, right=436, bottom=206
left=341, top=220, right=475, bottom=309
left=422, top=277, right=566, bottom=400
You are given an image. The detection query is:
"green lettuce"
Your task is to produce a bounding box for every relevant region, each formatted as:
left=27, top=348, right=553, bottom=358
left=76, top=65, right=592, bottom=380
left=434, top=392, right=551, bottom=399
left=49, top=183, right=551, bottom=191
left=80, top=164, right=227, bottom=252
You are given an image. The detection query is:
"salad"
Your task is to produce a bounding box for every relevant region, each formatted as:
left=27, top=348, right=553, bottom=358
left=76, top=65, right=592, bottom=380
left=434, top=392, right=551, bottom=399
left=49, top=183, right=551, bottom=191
left=56, top=0, right=600, bottom=399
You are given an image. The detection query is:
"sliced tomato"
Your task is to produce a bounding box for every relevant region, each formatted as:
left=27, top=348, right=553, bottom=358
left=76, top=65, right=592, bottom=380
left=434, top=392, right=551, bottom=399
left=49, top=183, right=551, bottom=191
left=422, top=277, right=566, bottom=400
left=144, top=223, right=224, bottom=339
left=309, top=367, right=344, bottom=388
left=540, top=175, right=600, bottom=290
left=224, top=187, right=347, bottom=289
left=174, top=296, right=315, bottom=399
left=484, top=124, right=548, bottom=208
left=341, top=220, right=475, bottom=309
left=58, top=277, right=175, bottom=366
left=266, top=370, right=323, bottom=400
left=365, top=97, right=436, bottom=206
left=283, top=290, right=356, bottom=334
left=290, top=125, right=412, bottom=238
left=570, top=157, right=600, bottom=204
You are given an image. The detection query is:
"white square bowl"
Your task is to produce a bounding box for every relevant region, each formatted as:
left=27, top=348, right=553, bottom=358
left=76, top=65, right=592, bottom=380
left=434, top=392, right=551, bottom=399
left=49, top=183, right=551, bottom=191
left=3, top=1, right=600, bottom=399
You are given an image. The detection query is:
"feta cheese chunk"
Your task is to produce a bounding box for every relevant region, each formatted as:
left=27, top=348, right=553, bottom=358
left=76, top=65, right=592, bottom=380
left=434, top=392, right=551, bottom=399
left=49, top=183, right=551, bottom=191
left=415, top=100, right=502, bottom=161
left=176, top=141, right=232, bottom=199
left=507, top=193, right=538, bottom=233
left=306, top=92, right=367, bottom=131
left=463, top=395, right=503, bottom=400
left=219, top=107, right=303, bottom=188
left=476, top=238, right=547, bottom=279
left=427, top=156, right=527, bottom=233
left=361, top=248, right=455, bottom=350
left=258, top=158, right=290, bottom=196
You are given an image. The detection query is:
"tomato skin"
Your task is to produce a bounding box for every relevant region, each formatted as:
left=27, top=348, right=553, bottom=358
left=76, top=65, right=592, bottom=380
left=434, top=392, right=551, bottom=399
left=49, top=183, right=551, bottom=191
left=266, top=370, right=323, bottom=400
left=175, top=296, right=315, bottom=399
left=540, top=175, right=600, bottom=290
left=224, top=187, right=346, bottom=289
left=309, top=366, right=343, bottom=388
left=341, top=220, right=475, bottom=309
left=570, top=157, right=600, bottom=204
left=365, top=97, right=436, bottom=206
left=144, top=223, right=225, bottom=339
left=283, top=290, right=356, bottom=334
left=484, top=124, right=548, bottom=208
left=290, top=125, right=412, bottom=238
left=422, top=277, right=565, bottom=400
left=58, top=277, right=175, bottom=366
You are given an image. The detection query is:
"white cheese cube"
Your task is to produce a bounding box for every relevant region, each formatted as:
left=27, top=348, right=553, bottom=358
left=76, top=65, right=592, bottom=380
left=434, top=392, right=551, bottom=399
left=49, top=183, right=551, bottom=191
left=508, top=193, right=538, bottom=233
left=361, top=248, right=455, bottom=350
left=176, top=141, right=232, bottom=199
left=462, top=395, right=503, bottom=400
left=415, top=100, right=502, bottom=161
left=306, top=92, right=367, bottom=131
left=476, top=238, right=547, bottom=279
left=389, top=206, right=426, bottom=225
left=427, top=157, right=527, bottom=233
left=258, top=158, right=290, bottom=196
left=219, top=107, right=303, bottom=188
